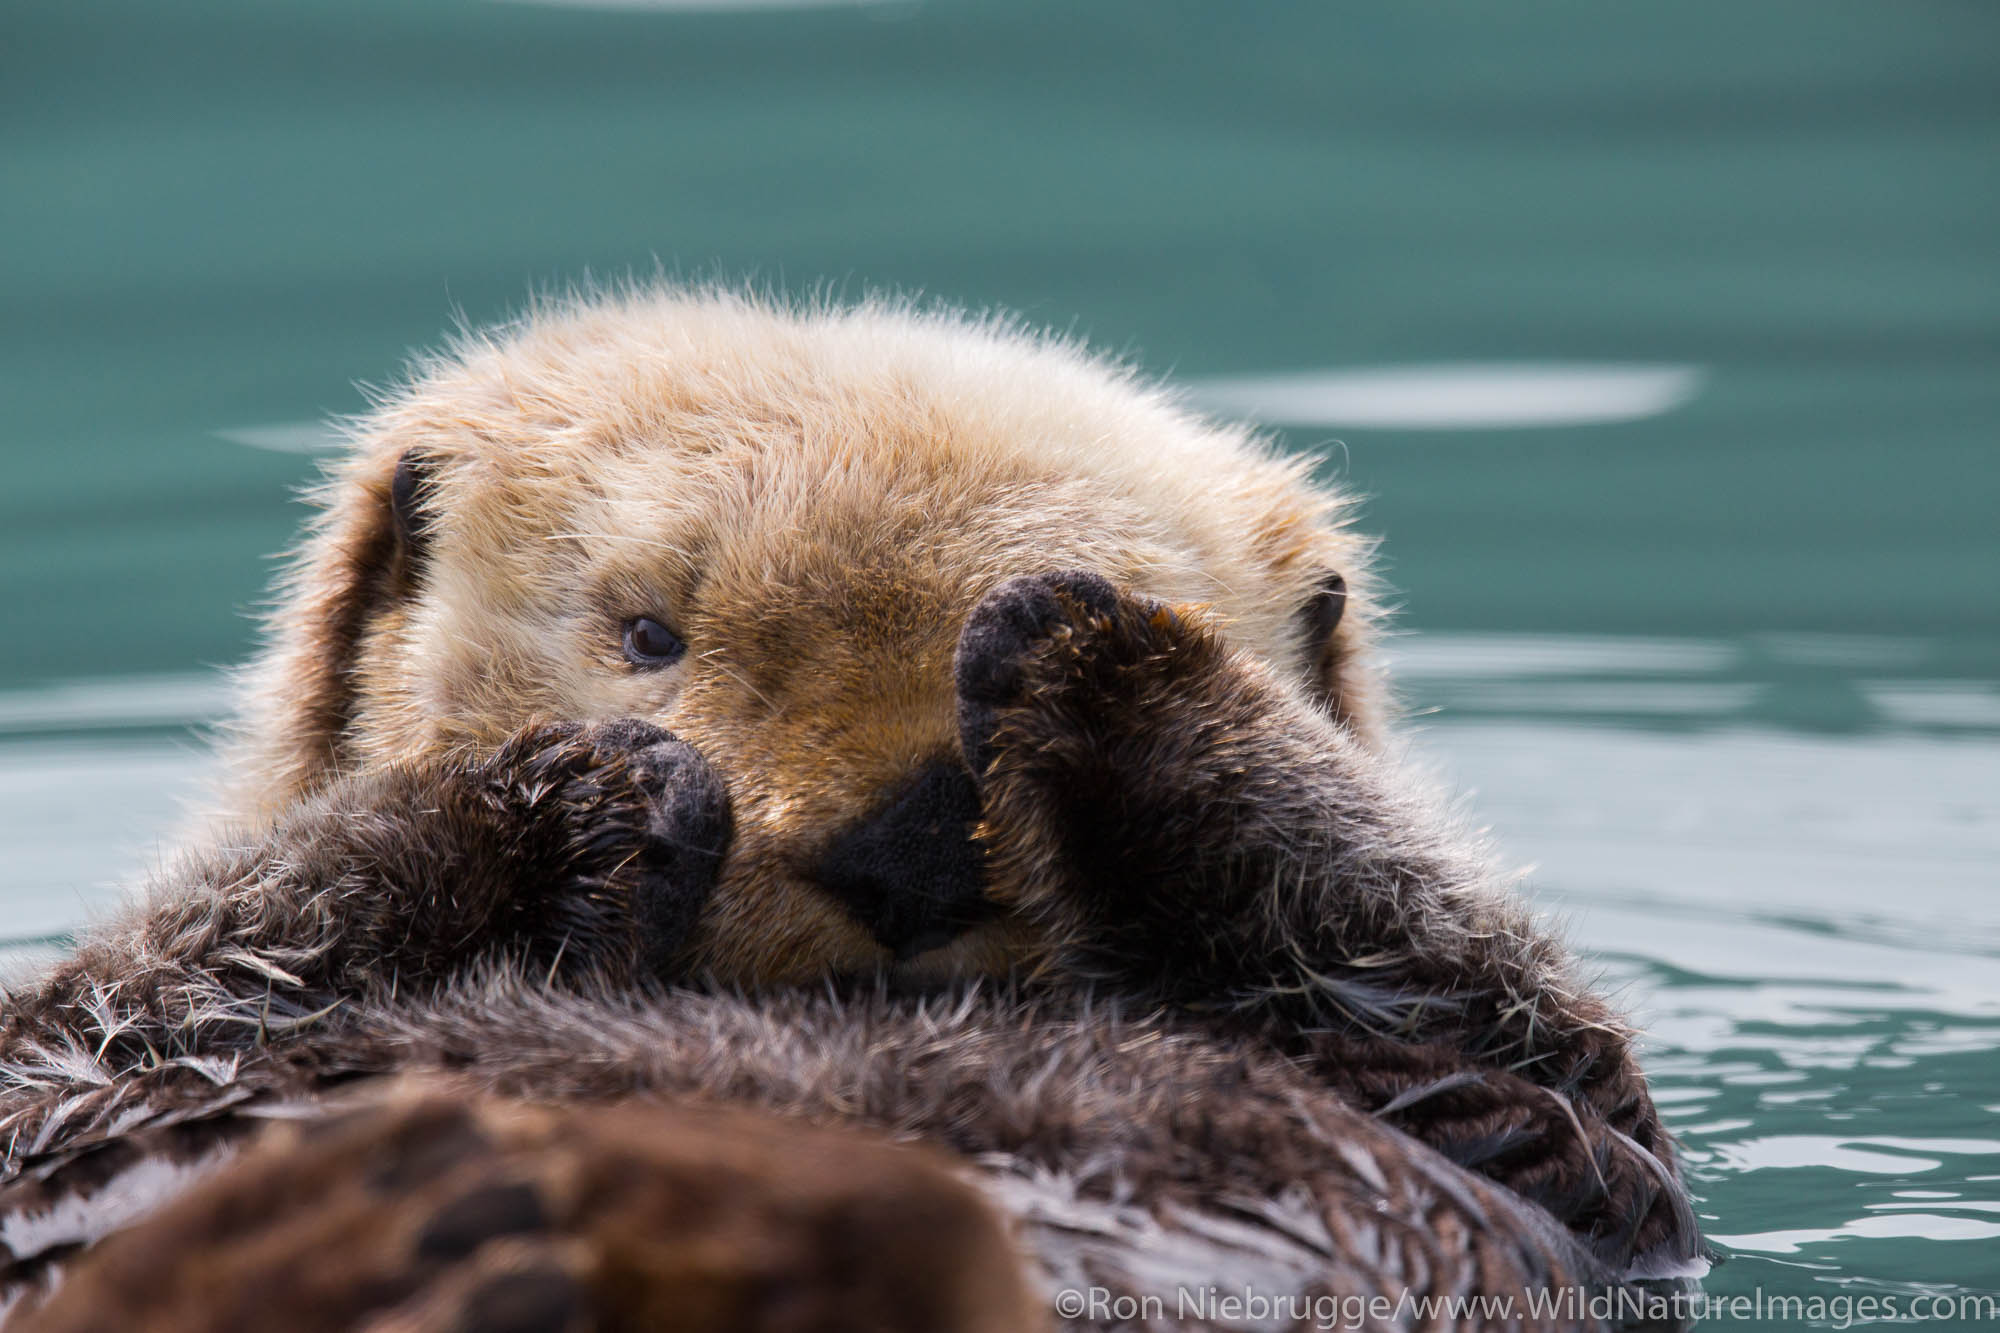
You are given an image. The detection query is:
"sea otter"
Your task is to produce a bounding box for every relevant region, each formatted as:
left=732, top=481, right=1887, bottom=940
left=0, top=288, right=1700, bottom=1330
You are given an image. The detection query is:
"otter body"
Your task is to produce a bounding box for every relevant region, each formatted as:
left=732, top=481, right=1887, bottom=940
left=1, top=290, right=1699, bottom=1330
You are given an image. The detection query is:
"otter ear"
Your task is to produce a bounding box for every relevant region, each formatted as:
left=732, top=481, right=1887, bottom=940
left=1297, top=571, right=1348, bottom=711
left=218, top=444, right=445, bottom=821
left=389, top=447, right=441, bottom=576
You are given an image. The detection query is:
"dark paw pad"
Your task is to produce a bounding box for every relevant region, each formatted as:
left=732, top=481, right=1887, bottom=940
left=566, top=721, right=733, bottom=977
left=620, top=733, right=733, bottom=977
left=482, top=720, right=733, bottom=978
left=954, top=571, right=1125, bottom=778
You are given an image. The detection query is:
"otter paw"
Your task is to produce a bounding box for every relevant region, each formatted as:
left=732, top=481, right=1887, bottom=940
left=477, top=720, right=733, bottom=979
left=953, top=572, right=1317, bottom=984
left=955, top=570, right=1213, bottom=782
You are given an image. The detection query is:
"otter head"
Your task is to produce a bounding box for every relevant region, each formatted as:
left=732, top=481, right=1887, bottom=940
left=224, top=290, right=1381, bottom=985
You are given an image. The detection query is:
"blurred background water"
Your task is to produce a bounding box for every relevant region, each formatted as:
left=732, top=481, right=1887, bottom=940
left=4, top=1, right=1997, bottom=1323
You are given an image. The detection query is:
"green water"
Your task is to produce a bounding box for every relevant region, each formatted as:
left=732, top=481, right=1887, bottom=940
left=3, top=2, right=1997, bottom=1324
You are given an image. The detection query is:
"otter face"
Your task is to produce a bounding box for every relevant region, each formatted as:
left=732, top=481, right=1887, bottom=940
left=228, top=292, right=1379, bottom=985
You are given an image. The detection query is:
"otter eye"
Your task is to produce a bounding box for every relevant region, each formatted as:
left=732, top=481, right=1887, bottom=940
left=622, top=617, right=686, bottom=669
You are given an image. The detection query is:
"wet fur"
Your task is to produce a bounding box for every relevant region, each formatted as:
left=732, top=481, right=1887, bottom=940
left=1, top=287, right=1697, bottom=1328
left=22, top=1085, right=1039, bottom=1333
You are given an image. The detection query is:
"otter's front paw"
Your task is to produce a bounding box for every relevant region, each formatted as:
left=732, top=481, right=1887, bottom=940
left=956, top=571, right=1252, bottom=778
left=476, top=720, right=732, bottom=979
left=954, top=571, right=1124, bottom=782
left=954, top=573, right=1287, bottom=957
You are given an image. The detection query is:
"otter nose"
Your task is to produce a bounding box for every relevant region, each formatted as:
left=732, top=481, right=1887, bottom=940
left=813, top=760, right=994, bottom=961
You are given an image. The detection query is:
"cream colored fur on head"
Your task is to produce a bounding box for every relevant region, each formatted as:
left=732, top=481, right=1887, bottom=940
left=223, top=286, right=1381, bottom=984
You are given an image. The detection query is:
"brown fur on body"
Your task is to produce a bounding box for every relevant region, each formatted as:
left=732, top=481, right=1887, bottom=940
left=6, top=977, right=1650, bottom=1332
left=1, top=288, right=1699, bottom=1326
left=26, top=1083, right=1042, bottom=1333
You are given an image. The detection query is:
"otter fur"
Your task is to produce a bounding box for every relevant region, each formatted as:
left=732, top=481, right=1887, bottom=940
left=0, top=288, right=1701, bottom=1330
